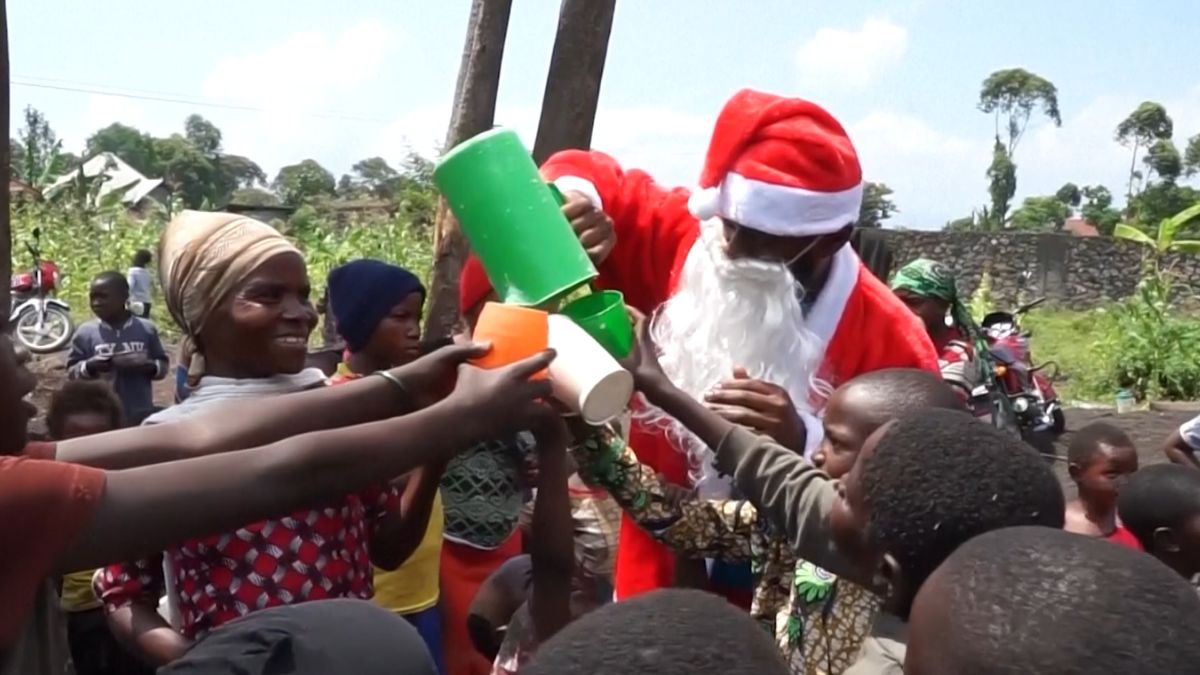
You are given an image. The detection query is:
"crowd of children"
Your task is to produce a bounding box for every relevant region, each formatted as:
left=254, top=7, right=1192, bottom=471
left=5, top=88, right=1200, bottom=673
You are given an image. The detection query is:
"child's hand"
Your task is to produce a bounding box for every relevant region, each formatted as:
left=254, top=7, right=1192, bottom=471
left=619, top=307, right=671, bottom=395
left=448, top=350, right=557, bottom=439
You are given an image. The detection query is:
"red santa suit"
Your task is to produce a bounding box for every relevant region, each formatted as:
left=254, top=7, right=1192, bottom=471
left=539, top=89, right=939, bottom=601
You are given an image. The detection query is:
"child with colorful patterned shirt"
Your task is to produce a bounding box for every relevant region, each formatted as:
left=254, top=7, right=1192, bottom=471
left=570, top=368, right=963, bottom=674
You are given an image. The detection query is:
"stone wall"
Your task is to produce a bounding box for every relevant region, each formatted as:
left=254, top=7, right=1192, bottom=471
left=875, top=230, right=1200, bottom=310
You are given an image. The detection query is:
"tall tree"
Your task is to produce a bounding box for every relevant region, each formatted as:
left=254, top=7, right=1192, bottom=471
left=154, top=134, right=217, bottom=208
left=857, top=181, right=897, bottom=227
left=273, top=159, right=336, bottom=205
left=977, top=68, right=1062, bottom=157
left=1143, top=139, right=1182, bottom=183
left=184, top=114, right=222, bottom=156
left=1079, top=185, right=1122, bottom=236
left=217, top=154, right=266, bottom=191
left=986, top=140, right=1017, bottom=229
left=86, top=123, right=158, bottom=175
left=1055, top=182, right=1081, bottom=209
left=350, top=156, right=400, bottom=199
left=1115, top=101, right=1173, bottom=201
left=14, top=106, right=67, bottom=187
left=1009, top=195, right=1070, bottom=231
left=1183, top=133, right=1200, bottom=178
left=425, top=0, right=514, bottom=340
left=531, top=0, right=617, bottom=164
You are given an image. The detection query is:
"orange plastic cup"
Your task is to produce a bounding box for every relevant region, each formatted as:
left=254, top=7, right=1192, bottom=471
left=470, top=302, right=550, bottom=377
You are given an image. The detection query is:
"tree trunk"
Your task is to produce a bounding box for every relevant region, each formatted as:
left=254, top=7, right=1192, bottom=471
left=424, top=0, right=514, bottom=340
left=0, top=2, right=9, bottom=319
left=531, top=0, right=617, bottom=165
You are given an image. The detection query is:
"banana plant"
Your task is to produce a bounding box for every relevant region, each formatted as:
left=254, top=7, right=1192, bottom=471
left=1115, top=202, right=1200, bottom=255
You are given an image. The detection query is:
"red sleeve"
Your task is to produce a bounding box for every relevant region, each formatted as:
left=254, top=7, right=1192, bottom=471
left=541, top=150, right=700, bottom=313
left=822, top=268, right=940, bottom=389
left=0, top=454, right=105, bottom=647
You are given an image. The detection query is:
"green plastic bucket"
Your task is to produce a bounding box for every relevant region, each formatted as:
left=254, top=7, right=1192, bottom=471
left=561, top=290, right=634, bottom=358
left=434, top=128, right=597, bottom=307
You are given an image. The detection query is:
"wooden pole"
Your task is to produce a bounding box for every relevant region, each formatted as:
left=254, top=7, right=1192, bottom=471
left=531, top=0, right=616, bottom=164
left=0, top=1, right=9, bottom=320
left=424, top=0, right=514, bottom=340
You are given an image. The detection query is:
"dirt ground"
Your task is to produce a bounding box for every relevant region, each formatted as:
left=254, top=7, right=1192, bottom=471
left=26, top=350, right=1195, bottom=487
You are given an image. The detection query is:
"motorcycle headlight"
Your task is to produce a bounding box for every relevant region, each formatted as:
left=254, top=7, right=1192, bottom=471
left=1013, top=397, right=1030, bottom=413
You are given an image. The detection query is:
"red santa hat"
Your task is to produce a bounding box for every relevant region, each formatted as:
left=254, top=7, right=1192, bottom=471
left=687, top=89, right=863, bottom=237
left=459, top=255, right=493, bottom=314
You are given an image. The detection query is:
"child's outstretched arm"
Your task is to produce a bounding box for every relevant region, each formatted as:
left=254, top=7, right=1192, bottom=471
left=569, top=422, right=755, bottom=562
left=56, top=342, right=488, bottom=470
left=621, top=312, right=871, bottom=587
left=1164, top=418, right=1200, bottom=469
left=528, top=416, right=574, bottom=646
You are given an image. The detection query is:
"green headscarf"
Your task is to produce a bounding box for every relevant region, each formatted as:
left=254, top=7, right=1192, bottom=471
left=890, top=258, right=991, bottom=383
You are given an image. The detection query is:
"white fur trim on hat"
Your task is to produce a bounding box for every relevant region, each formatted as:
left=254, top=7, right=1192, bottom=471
left=690, top=172, right=863, bottom=237
left=552, top=176, right=604, bottom=212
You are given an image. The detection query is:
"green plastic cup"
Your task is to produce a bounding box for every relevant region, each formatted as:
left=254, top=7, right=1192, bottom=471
left=434, top=128, right=597, bottom=307
left=561, top=290, right=634, bottom=358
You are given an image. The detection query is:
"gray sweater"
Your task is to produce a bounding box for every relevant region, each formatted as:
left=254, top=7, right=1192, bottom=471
left=715, top=426, right=906, bottom=675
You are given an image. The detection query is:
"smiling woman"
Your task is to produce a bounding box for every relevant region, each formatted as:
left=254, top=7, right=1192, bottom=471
left=92, top=211, right=380, bottom=666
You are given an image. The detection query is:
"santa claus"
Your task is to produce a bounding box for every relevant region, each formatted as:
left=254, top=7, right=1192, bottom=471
left=462, top=89, right=938, bottom=603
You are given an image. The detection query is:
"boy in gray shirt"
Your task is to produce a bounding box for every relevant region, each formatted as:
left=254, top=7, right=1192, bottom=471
left=127, top=249, right=154, bottom=319
left=68, top=271, right=168, bottom=425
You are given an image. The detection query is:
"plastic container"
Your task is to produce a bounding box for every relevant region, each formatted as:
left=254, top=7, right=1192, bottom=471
left=1115, top=389, right=1136, bottom=414
left=470, top=302, right=550, bottom=378
left=547, top=315, right=634, bottom=424
left=560, top=290, right=634, bottom=358
left=434, top=128, right=596, bottom=307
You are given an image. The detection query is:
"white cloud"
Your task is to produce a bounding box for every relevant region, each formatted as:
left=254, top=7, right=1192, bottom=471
left=795, top=18, right=908, bottom=90
left=849, top=111, right=987, bottom=228
left=199, top=19, right=395, bottom=175
left=372, top=104, right=711, bottom=187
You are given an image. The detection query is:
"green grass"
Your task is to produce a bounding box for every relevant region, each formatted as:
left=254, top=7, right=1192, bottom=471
left=1022, top=309, right=1118, bottom=404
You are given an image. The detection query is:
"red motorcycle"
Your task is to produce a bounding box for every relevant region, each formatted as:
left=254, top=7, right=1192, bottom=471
left=9, top=227, right=74, bottom=353
left=981, top=298, right=1065, bottom=434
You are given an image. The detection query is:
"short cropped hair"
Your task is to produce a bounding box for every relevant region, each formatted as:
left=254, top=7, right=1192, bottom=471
left=864, top=409, right=1065, bottom=612
left=909, top=526, right=1200, bottom=674
left=523, top=589, right=788, bottom=675
left=1118, top=463, right=1200, bottom=550
left=1066, top=422, right=1134, bottom=466
left=46, top=381, right=124, bottom=439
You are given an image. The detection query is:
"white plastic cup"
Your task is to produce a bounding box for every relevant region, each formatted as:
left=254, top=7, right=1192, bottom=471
left=547, top=315, right=634, bottom=424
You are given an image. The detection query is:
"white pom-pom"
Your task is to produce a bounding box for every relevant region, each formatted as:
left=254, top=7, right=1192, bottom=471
left=687, top=187, right=721, bottom=220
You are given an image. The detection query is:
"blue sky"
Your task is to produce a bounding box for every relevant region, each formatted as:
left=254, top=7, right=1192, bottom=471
left=10, top=0, right=1200, bottom=228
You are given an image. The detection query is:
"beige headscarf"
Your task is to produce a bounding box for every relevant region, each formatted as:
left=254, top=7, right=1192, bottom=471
left=159, top=210, right=302, bottom=382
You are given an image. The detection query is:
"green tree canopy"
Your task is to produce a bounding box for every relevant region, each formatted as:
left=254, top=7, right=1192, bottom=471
left=1080, top=185, right=1122, bottom=236
left=1055, top=182, right=1081, bottom=208
left=14, top=106, right=68, bottom=188
left=154, top=134, right=218, bottom=209
left=1010, top=195, right=1070, bottom=231
left=184, top=114, right=223, bottom=156
left=273, top=159, right=336, bottom=205
left=1143, top=139, right=1182, bottom=183
left=85, top=123, right=159, bottom=175
left=978, top=68, right=1062, bottom=156
left=350, top=156, right=401, bottom=199
left=1116, top=101, right=1173, bottom=198
left=857, top=181, right=897, bottom=228
left=986, top=140, right=1017, bottom=229
left=1184, top=134, right=1200, bottom=178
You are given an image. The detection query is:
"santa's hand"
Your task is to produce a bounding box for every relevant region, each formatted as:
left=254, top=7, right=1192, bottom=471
left=562, top=190, right=616, bottom=265
left=705, top=374, right=806, bottom=453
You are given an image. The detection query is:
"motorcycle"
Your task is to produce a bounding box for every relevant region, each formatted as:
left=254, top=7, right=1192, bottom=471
left=9, top=227, right=74, bottom=353
left=978, top=297, right=1065, bottom=435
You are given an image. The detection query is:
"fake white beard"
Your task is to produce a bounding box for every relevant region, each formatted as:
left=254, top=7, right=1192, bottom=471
left=637, top=220, right=827, bottom=495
